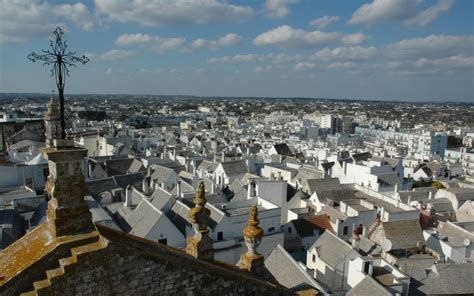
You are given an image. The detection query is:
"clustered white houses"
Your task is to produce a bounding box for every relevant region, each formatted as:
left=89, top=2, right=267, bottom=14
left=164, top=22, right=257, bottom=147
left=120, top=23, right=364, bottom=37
left=1, top=104, right=474, bottom=295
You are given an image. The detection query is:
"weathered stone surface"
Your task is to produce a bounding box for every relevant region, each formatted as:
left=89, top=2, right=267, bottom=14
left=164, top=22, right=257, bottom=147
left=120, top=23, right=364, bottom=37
left=0, top=224, right=292, bottom=296
left=43, top=147, right=95, bottom=237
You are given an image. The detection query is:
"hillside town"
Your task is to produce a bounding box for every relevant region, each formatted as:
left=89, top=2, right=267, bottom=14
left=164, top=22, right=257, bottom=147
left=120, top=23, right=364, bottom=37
left=1, top=94, right=473, bottom=295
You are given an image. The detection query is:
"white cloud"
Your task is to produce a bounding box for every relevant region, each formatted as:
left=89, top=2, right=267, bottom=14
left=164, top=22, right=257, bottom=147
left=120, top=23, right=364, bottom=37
left=264, top=0, right=298, bottom=18
left=405, top=0, right=454, bottom=26
left=191, top=33, right=242, bottom=50
left=0, top=0, right=95, bottom=44
left=294, top=62, right=316, bottom=71
left=349, top=0, right=454, bottom=26
left=312, top=46, right=378, bottom=61
left=94, top=0, right=253, bottom=26
left=86, top=49, right=137, bottom=61
left=349, top=0, right=418, bottom=25
left=327, top=62, right=357, bottom=70
left=54, top=3, right=95, bottom=31
left=207, top=53, right=302, bottom=64
left=255, top=66, right=273, bottom=73
left=309, top=16, right=340, bottom=29
left=105, top=68, right=113, bottom=75
left=116, top=33, right=186, bottom=52
left=386, top=35, right=474, bottom=60
left=341, top=33, right=368, bottom=45
left=207, top=54, right=266, bottom=63
left=254, top=25, right=340, bottom=49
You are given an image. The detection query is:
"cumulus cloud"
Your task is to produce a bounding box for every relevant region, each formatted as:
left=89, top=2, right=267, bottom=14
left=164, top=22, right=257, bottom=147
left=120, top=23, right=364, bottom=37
left=254, top=25, right=340, bottom=49
left=116, top=33, right=186, bottom=52
left=349, top=0, right=453, bottom=26
left=255, top=65, right=273, bottom=73
left=312, top=46, right=378, bottom=61
left=207, top=53, right=302, bottom=64
left=0, top=0, right=95, bottom=44
left=405, top=0, right=455, bottom=26
left=294, top=62, right=316, bottom=71
left=264, top=0, right=298, bottom=18
left=54, top=3, right=95, bottom=31
left=309, top=16, right=340, bottom=29
left=386, top=35, right=474, bottom=60
left=327, top=62, right=357, bottom=70
left=86, top=49, right=137, bottom=61
left=191, top=33, right=242, bottom=50
left=341, top=33, right=368, bottom=45
left=94, top=0, right=253, bottom=26
left=207, top=54, right=265, bottom=63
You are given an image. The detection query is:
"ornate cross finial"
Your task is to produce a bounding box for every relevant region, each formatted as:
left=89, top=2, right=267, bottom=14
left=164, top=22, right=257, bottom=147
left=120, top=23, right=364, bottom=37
left=28, top=27, right=89, bottom=139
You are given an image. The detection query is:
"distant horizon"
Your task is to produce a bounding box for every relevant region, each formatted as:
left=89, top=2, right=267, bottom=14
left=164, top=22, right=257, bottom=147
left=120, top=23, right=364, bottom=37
left=1, top=0, right=473, bottom=102
left=1, top=92, right=472, bottom=104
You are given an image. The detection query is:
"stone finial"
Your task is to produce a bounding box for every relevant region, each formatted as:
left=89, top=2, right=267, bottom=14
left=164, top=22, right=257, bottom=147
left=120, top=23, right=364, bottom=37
left=44, top=97, right=61, bottom=147
left=237, top=205, right=264, bottom=274
left=186, top=181, right=214, bottom=260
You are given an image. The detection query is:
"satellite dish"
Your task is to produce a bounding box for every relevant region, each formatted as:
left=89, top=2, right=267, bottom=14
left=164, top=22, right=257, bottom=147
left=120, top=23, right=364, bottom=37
left=382, top=239, right=392, bottom=252
left=463, top=239, right=471, bottom=247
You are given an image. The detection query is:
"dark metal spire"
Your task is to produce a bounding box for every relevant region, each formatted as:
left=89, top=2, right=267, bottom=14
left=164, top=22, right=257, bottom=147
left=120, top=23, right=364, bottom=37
left=28, top=27, right=89, bottom=139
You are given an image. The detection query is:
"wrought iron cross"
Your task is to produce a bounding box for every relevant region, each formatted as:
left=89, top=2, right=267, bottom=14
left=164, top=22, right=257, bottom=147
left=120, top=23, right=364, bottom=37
left=28, top=27, right=89, bottom=139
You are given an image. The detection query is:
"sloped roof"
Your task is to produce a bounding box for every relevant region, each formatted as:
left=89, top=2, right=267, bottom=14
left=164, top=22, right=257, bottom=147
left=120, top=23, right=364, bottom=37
left=291, top=219, right=324, bottom=238
left=304, top=214, right=333, bottom=232
left=347, top=276, right=390, bottom=296
left=416, top=263, right=474, bottom=295
left=220, top=160, right=247, bottom=176
left=197, top=160, right=218, bottom=172
left=377, top=172, right=400, bottom=186
left=311, top=231, right=352, bottom=268
left=272, top=143, right=292, bottom=156
left=265, top=244, right=322, bottom=290
left=378, top=220, right=424, bottom=250
left=124, top=199, right=162, bottom=236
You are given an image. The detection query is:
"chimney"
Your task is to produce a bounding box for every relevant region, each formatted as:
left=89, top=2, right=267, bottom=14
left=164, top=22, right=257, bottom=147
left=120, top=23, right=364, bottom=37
left=142, top=176, right=151, bottom=195
left=394, top=183, right=399, bottom=193
left=429, top=191, right=433, bottom=200
left=277, top=171, right=282, bottom=181
left=221, top=151, right=225, bottom=162
left=173, top=146, right=177, bottom=161
left=210, top=182, right=215, bottom=194
left=124, top=185, right=132, bottom=208
left=176, top=181, right=182, bottom=198
left=343, top=161, right=347, bottom=175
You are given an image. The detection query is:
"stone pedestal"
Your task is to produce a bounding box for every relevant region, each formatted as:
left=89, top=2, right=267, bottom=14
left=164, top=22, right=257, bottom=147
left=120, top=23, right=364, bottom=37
left=43, top=145, right=95, bottom=237
left=237, top=252, right=264, bottom=274
left=185, top=229, right=214, bottom=261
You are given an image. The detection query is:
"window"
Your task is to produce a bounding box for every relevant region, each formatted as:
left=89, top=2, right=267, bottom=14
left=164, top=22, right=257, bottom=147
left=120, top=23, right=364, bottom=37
left=343, top=226, right=348, bottom=235
left=217, top=232, right=223, bottom=241
left=158, top=238, right=167, bottom=245
left=288, top=227, right=292, bottom=234
left=312, top=254, right=316, bottom=263
left=364, top=261, right=371, bottom=274
left=268, top=227, right=275, bottom=233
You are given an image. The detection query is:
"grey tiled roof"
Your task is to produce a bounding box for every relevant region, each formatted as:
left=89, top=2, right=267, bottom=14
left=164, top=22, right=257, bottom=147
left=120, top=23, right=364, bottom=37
left=220, top=160, right=248, bottom=176
left=311, top=231, right=352, bottom=268
left=264, top=244, right=322, bottom=290
left=347, top=276, right=391, bottom=296
left=416, top=263, right=474, bottom=295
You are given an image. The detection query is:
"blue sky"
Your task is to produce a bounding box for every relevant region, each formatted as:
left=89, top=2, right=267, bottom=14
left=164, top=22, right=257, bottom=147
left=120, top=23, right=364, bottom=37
left=0, top=0, right=473, bottom=101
